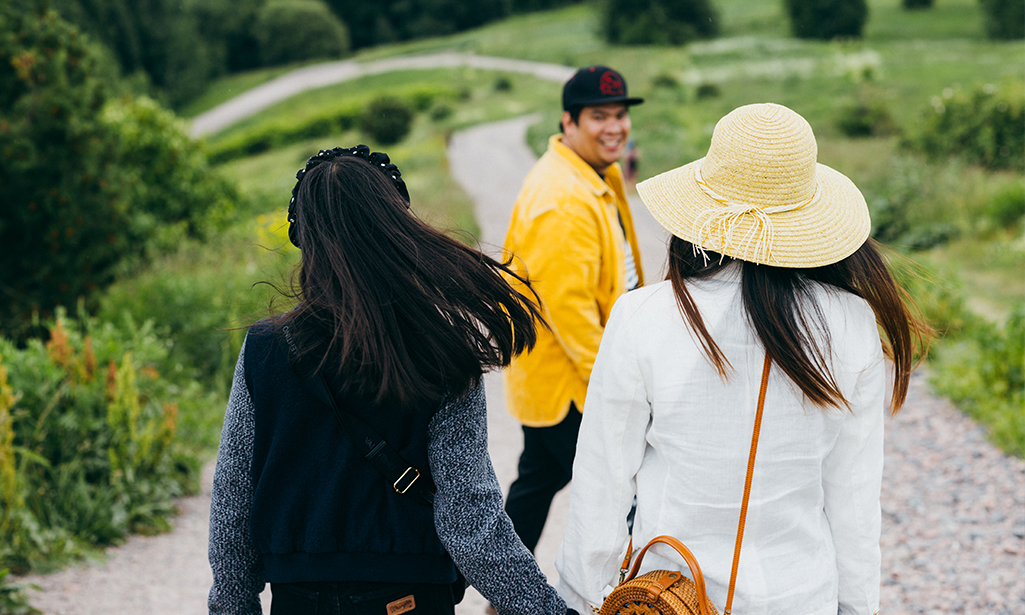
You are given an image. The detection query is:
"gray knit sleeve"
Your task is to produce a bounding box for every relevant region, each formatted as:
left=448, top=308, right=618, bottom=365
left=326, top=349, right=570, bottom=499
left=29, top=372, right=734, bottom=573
left=428, top=380, right=567, bottom=615
left=208, top=338, right=266, bottom=615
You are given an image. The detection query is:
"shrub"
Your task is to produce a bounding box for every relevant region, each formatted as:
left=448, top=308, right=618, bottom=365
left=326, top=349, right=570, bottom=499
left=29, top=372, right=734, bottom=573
left=984, top=182, right=1025, bottom=230
left=0, top=311, right=204, bottom=572
left=902, top=0, right=933, bottom=8
left=603, top=0, right=718, bottom=45
left=430, top=103, right=454, bottom=121
left=254, top=0, right=350, bottom=66
left=784, top=0, right=868, bottom=40
left=0, top=6, right=239, bottom=341
left=930, top=307, right=1025, bottom=457
left=494, top=75, right=513, bottom=91
left=695, top=83, right=721, bottom=99
left=902, top=81, right=1025, bottom=172
left=652, top=72, right=680, bottom=89
left=836, top=95, right=897, bottom=137
left=360, top=96, right=414, bottom=145
left=980, top=0, right=1025, bottom=39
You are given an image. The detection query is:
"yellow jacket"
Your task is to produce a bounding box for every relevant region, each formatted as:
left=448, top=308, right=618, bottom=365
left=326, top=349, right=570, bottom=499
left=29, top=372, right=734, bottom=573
left=503, top=135, right=644, bottom=427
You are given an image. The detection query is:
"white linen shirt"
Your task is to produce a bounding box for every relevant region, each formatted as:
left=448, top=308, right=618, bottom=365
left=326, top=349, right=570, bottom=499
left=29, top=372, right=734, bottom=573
left=556, top=267, right=885, bottom=615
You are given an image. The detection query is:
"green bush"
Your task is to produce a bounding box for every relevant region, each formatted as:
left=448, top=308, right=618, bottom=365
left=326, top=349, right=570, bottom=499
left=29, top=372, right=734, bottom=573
left=603, top=0, right=718, bottom=45
left=902, top=0, right=933, bottom=8
left=836, top=95, right=897, bottom=137
left=784, top=0, right=868, bottom=40
left=902, top=81, right=1025, bottom=172
left=0, top=311, right=205, bottom=573
left=0, top=6, right=239, bottom=341
left=254, top=0, right=349, bottom=66
left=930, top=307, right=1025, bottom=457
left=360, top=96, right=415, bottom=145
left=984, top=181, right=1025, bottom=230
left=980, top=0, right=1024, bottom=39
left=207, top=103, right=363, bottom=164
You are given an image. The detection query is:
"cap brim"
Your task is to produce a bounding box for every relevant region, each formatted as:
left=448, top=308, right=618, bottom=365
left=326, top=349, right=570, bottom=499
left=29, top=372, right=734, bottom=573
left=567, top=96, right=645, bottom=109
left=637, top=159, right=870, bottom=268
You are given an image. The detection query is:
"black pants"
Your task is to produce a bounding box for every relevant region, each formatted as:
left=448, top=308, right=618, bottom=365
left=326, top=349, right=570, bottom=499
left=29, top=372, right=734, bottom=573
left=504, top=404, right=582, bottom=553
left=270, top=581, right=456, bottom=615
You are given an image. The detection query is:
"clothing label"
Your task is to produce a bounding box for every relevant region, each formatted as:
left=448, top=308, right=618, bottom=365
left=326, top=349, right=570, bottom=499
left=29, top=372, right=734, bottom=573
left=386, top=595, right=416, bottom=615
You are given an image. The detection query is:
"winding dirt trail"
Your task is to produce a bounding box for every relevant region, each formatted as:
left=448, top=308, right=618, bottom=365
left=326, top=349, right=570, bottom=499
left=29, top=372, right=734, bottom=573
left=18, top=53, right=1025, bottom=615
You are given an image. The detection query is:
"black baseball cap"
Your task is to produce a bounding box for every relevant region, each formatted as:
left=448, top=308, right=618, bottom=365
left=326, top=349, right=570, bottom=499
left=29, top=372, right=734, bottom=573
left=562, top=65, right=644, bottom=111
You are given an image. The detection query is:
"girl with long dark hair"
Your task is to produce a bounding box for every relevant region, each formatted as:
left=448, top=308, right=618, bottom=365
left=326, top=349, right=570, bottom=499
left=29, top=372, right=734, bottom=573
left=556, top=104, right=929, bottom=614
left=208, top=146, right=571, bottom=615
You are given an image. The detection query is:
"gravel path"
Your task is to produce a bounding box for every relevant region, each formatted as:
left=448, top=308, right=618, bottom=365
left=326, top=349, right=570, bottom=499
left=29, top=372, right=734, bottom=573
left=19, top=58, right=1024, bottom=615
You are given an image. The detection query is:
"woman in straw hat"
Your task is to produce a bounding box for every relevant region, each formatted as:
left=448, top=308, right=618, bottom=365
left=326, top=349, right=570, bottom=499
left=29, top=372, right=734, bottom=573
left=555, top=103, right=927, bottom=614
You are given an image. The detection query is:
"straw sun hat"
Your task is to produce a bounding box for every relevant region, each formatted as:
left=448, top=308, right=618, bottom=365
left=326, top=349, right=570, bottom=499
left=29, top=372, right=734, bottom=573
left=637, top=103, right=870, bottom=268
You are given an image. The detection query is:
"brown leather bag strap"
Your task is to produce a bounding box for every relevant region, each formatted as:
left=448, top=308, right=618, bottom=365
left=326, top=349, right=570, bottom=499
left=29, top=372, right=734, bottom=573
left=624, top=535, right=713, bottom=615
left=724, top=352, right=772, bottom=615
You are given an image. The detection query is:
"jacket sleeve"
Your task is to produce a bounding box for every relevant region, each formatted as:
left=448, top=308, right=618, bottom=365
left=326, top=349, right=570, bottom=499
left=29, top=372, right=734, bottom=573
left=208, top=337, right=266, bottom=615
left=555, top=300, right=649, bottom=613
left=428, top=381, right=567, bottom=615
left=823, top=314, right=885, bottom=615
left=523, top=202, right=607, bottom=382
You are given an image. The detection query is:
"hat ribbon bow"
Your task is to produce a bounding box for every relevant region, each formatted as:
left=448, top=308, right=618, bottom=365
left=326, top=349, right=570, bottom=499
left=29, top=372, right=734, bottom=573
left=692, top=166, right=819, bottom=264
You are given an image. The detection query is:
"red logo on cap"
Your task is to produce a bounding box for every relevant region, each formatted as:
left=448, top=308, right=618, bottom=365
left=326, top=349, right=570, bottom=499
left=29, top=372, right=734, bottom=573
left=599, top=71, right=624, bottom=96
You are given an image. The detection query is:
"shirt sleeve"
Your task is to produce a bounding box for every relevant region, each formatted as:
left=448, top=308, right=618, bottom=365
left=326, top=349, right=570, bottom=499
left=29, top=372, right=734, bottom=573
left=208, top=337, right=266, bottom=615
left=523, top=203, right=607, bottom=382
left=427, top=380, right=567, bottom=615
left=555, top=300, right=649, bottom=613
left=823, top=324, right=885, bottom=615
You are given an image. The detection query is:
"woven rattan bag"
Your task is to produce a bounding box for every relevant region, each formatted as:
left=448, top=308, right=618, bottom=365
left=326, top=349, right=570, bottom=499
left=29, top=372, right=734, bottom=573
left=598, top=354, right=773, bottom=615
left=598, top=536, right=718, bottom=615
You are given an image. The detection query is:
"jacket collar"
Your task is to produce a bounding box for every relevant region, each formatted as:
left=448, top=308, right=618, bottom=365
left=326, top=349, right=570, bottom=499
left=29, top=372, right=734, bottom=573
left=550, top=135, right=620, bottom=197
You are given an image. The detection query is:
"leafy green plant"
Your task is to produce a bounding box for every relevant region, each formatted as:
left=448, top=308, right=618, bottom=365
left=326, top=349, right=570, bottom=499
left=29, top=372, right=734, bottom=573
left=902, top=80, right=1025, bottom=172
left=902, top=0, right=933, bottom=8
left=603, top=0, right=718, bottom=45
left=983, top=181, right=1025, bottom=230
left=835, top=89, right=897, bottom=137
left=360, top=96, right=414, bottom=145
left=784, top=0, right=868, bottom=40
left=930, top=307, right=1025, bottom=457
left=0, top=311, right=204, bottom=572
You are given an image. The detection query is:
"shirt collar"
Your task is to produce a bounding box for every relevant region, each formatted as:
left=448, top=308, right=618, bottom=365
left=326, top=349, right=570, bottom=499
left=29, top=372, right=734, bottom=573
left=550, top=135, right=618, bottom=197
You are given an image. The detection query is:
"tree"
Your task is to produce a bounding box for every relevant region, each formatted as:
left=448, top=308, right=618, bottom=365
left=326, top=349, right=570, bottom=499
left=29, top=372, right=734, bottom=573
left=603, top=0, right=719, bottom=45
left=0, top=4, right=237, bottom=340
left=980, top=0, right=1024, bottom=39
left=784, top=0, right=868, bottom=40
left=254, top=0, right=349, bottom=66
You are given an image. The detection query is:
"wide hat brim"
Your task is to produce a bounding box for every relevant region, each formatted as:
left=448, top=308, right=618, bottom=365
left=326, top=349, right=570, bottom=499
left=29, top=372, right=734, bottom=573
left=637, top=157, right=871, bottom=268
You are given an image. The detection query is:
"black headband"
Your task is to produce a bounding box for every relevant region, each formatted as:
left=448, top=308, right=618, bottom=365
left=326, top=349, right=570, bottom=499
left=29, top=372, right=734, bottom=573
left=287, top=145, right=410, bottom=248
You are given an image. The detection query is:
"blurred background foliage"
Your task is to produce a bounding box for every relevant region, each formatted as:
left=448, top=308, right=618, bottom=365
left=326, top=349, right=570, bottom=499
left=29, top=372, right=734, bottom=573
left=0, top=0, right=1022, bottom=607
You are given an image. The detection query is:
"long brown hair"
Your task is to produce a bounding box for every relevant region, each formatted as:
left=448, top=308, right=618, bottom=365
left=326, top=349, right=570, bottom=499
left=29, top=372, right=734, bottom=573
left=274, top=154, right=545, bottom=408
left=667, top=236, right=929, bottom=414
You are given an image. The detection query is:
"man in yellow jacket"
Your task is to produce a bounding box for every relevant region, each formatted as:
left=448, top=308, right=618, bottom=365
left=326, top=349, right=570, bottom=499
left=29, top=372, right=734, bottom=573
left=503, top=65, right=645, bottom=553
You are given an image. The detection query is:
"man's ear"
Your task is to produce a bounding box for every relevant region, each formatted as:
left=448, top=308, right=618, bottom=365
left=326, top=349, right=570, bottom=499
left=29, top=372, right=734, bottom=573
left=561, top=110, right=575, bottom=134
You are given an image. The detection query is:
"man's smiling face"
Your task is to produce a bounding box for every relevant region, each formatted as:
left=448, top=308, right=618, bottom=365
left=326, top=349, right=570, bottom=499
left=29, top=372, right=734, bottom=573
left=561, top=103, right=632, bottom=176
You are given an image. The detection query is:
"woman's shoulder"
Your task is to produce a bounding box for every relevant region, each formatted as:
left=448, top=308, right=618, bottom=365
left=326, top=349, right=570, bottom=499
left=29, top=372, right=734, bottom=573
left=612, top=280, right=676, bottom=318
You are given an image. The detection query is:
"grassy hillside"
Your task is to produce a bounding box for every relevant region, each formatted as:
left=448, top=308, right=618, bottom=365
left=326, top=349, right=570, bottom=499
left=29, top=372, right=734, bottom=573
left=148, top=0, right=1022, bottom=454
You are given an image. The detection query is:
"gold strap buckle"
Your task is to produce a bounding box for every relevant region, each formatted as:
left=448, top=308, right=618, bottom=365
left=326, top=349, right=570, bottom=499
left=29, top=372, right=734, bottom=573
left=393, top=467, right=420, bottom=494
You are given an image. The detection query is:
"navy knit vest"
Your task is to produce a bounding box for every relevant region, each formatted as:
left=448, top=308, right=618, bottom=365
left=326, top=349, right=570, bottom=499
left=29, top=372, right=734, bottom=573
left=243, top=321, right=458, bottom=584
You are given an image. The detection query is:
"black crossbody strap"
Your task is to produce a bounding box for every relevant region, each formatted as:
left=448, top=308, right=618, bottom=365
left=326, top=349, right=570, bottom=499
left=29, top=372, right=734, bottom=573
left=283, top=326, right=435, bottom=507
